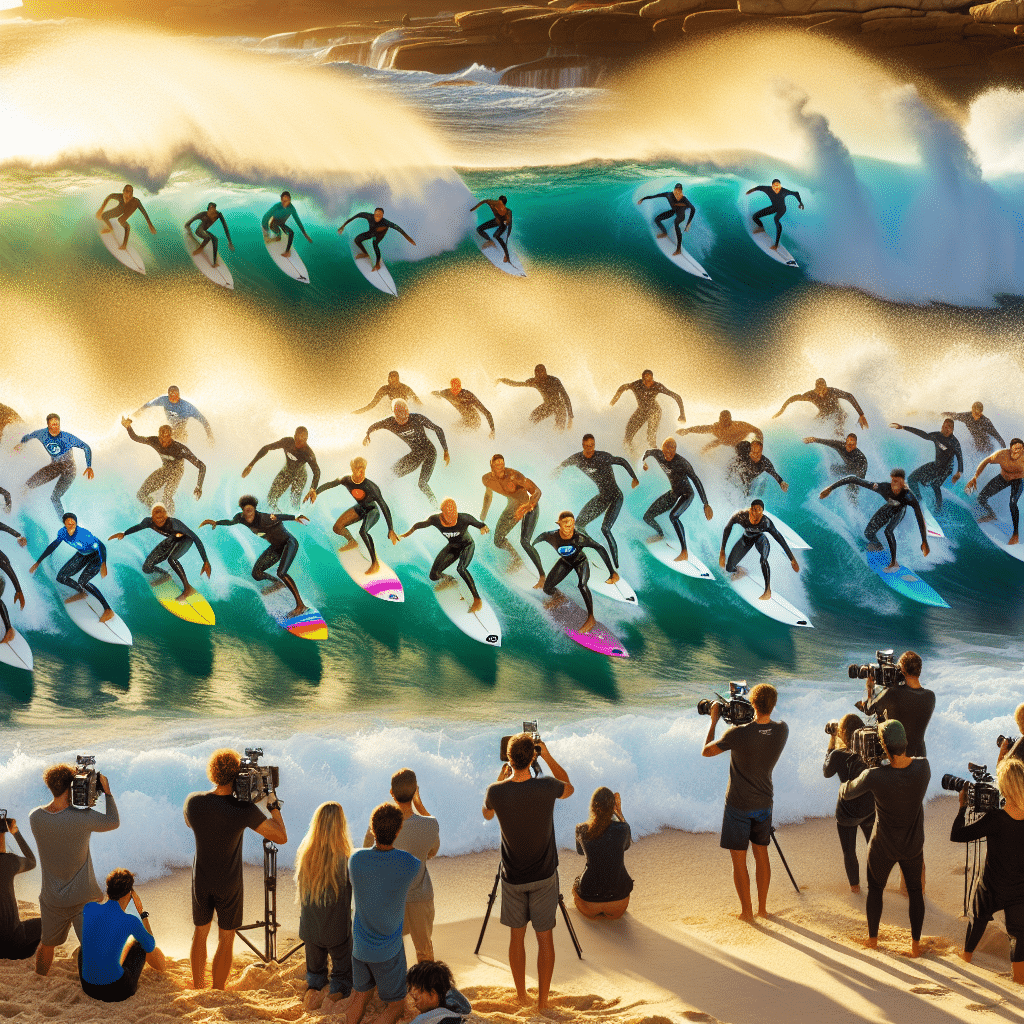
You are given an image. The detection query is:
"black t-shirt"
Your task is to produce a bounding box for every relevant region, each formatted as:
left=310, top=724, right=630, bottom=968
left=484, top=776, right=565, bottom=885
left=863, top=685, right=936, bottom=758
left=575, top=820, right=633, bottom=902
left=0, top=831, right=36, bottom=942
left=1007, top=736, right=1024, bottom=762
left=716, top=720, right=789, bottom=811
left=950, top=806, right=1024, bottom=904
left=184, top=791, right=266, bottom=894
left=823, top=749, right=875, bottom=826
left=840, top=759, right=930, bottom=861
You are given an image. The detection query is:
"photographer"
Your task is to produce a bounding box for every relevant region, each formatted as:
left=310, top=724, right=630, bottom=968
left=702, top=683, right=788, bottom=922
left=997, top=702, right=1024, bottom=764
left=29, top=763, right=119, bottom=976
left=950, top=757, right=1024, bottom=983
left=183, top=748, right=287, bottom=990
left=862, top=651, right=934, bottom=757
left=481, top=733, right=573, bottom=1011
left=823, top=714, right=875, bottom=893
left=839, top=720, right=930, bottom=957
left=0, top=814, right=40, bottom=960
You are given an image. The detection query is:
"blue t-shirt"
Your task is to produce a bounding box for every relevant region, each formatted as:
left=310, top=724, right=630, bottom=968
left=348, top=846, right=419, bottom=962
left=21, top=428, right=92, bottom=467
left=81, top=899, right=155, bottom=985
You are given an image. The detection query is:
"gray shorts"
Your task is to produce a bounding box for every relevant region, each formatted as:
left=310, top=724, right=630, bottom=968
left=39, top=895, right=85, bottom=947
left=500, top=872, right=559, bottom=932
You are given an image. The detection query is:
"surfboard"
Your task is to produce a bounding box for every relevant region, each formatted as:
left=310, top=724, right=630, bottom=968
left=647, top=221, right=711, bottom=281
left=337, top=544, right=404, bottom=602
left=643, top=535, right=715, bottom=581
left=474, top=233, right=526, bottom=278
left=150, top=574, right=216, bottom=626
left=728, top=567, right=812, bottom=628
left=543, top=596, right=629, bottom=658
left=98, top=219, right=146, bottom=274
left=977, top=520, right=1024, bottom=563
left=432, top=577, right=501, bottom=647
left=745, top=196, right=798, bottom=267
left=184, top=228, right=233, bottom=289
left=864, top=548, right=949, bottom=608
left=585, top=552, right=639, bottom=605
left=769, top=514, right=811, bottom=552
left=921, top=506, right=945, bottom=540
left=64, top=594, right=133, bottom=645
left=0, top=630, right=33, bottom=671
left=351, top=241, right=397, bottom=296
left=264, top=233, right=309, bottom=283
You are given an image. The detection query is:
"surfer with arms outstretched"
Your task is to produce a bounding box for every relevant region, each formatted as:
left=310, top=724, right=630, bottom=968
left=30, top=513, right=114, bottom=623
left=364, top=400, right=449, bottom=505
left=431, top=378, right=495, bottom=437
left=804, top=433, right=867, bottom=504
left=746, top=179, right=803, bottom=251
left=678, top=410, right=761, bottom=454
left=0, top=519, right=27, bottom=646
left=97, top=184, right=156, bottom=249
left=774, top=377, right=868, bottom=434
left=16, top=414, right=94, bottom=519
left=122, top=417, right=205, bottom=516
left=891, top=419, right=963, bottom=513
left=243, top=427, right=321, bottom=512
left=353, top=371, right=421, bottom=414
left=471, top=196, right=513, bottom=263
left=339, top=207, right=415, bottom=273
left=185, top=202, right=234, bottom=266
left=942, top=402, right=1005, bottom=455
left=496, top=364, right=573, bottom=431
left=965, top=438, right=1024, bottom=545
left=720, top=500, right=799, bottom=601
left=643, top=437, right=713, bottom=563
left=610, top=369, right=686, bottom=452
left=481, top=454, right=544, bottom=586
left=261, top=191, right=312, bottom=259
left=638, top=183, right=695, bottom=256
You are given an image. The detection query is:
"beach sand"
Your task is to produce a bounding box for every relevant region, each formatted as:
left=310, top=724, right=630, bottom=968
left=3, top=794, right=1022, bottom=1023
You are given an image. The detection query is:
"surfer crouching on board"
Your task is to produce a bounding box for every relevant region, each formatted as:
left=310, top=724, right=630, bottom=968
left=774, top=377, right=869, bottom=434
left=746, top=179, right=803, bottom=251
left=122, top=417, right=206, bottom=516
left=431, top=378, right=495, bottom=438
left=16, top=414, right=94, bottom=519
left=496, top=364, right=574, bottom=431
left=678, top=410, right=762, bottom=454
left=30, top=513, right=114, bottom=623
left=471, top=196, right=513, bottom=264
left=261, top=191, right=312, bottom=259
left=0, top=520, right=27, bottom=645
left=364, top=400, right=449, bottom=506
left=96, top=184, right=156, bottom=249
left=637, top=183, right=695, bottom=256
left=943, top=402, right=1005, bottom=455
left=892, top=420, right=963, bottom=514
left=339, top=207, right=416, bottom=273
left=720, top=500, right=799, bottom=601
left=610, top=369, right=686, bottom=452
left=642, top=437, right=712, bottom=564
left=186, top=202, right=234, bottom=266
left=537, top=511, right=619, bottom=636
left=243, top=427, right=321, bottom=512
left=732, top=440, right=789, bottom=496
left=804, top=434, right=867, bottom=504
left=965, top=438, right=1024, bottom=545
left=481, top=454, right=544, bottom=586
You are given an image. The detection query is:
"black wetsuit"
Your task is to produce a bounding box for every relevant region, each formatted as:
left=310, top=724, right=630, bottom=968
left=978, top=470, right=1023, bottom=535
left=475, top=201, right=512, bottom=260
left=317, top=475, right=394, bottom=566
left=943, top=411, right=1005, bottom=454
left=558, top=450, right=638, bottom=568
left=642, top=449, right=709, bottom=554
left=536, top=528, right=615, bottom=619
left=733, top=440, right=785, bottom=495
left=807, top=438, right=868, bottom=478
left=615, top=379, right=685, bottom=450
left=780, top=387, right=865, bottom=433
left=431, top=388, right=494, bottom=433
left=351, top=212, right=406, bottom=263
left=721, top=510, right=796, bottom=590
left=249, top=438, right=321, bottom=512
left=406, top=512, right=486, bottom=601
left=501, top=375, right=573, bottom=430
left=750, top=184, right=801, bottom=247
left=126, top=424, right=205, bottom=516
left=214, top=511, right=303, bottom=606
left=121, top=515, right=209, bottom=591
left=354, top=382, right=419, bottom=414
left=366, top=414, right=448, bottom=504
left=0, top=520, right=24, bottom=635
left=641, top=191, right=695, bottom=248
left=834, top=478, right=928, bottom=563
left=900, top=426, right=963, bottom=512
left=186, top=209, right=232, bottom=264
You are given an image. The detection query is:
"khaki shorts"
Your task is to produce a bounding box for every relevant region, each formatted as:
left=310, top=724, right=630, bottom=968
left=500, top=872, right=559, bottom=932
left=39, top=896, right=85, bottom=947
left=403, top=899, right=435, bottom=961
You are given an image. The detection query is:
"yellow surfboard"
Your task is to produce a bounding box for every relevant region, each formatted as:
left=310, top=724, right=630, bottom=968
left=151, top=575, right=216, bottom=626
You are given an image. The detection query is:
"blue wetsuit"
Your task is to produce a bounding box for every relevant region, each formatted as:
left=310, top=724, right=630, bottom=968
left=140, top=395, right=213, bottom=442
left=262, top=201, right=307, bottom=248
left=37, top=524, right=109, bottom=611
left=21, top=428, right=92, bottom=519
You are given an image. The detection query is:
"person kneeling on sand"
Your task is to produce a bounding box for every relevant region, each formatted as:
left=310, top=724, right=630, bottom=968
left=78, top=868, right=166, bottom=1002
left=573, top=788, right=633, bottom=919
left=407, top=959, right=472, bottom=1024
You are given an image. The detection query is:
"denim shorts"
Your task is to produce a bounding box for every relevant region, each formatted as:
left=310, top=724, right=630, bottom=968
left=720, top=804, right=772, bottom=850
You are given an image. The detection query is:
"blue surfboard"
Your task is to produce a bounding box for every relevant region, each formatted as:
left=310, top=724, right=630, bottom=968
left=865, top=549, right=948, bottom=608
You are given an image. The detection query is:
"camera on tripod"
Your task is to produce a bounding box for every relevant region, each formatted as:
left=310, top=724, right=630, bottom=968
left=941, top=763, right=1002, bottom=815
left=849, top=650, right=904, bottom=689
left=697, top=681, right=755, bottom=727
left=233, top=748, right=279, bottom=803
left=500, top=721, right=540, bottom=762
left=71, top=755, right=101, bottom=808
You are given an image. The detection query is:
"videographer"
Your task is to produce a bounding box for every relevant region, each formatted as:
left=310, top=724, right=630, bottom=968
left=481, top=733, right=573, bottom=1011
left=183, top=748, right=287, bottom=990
left=950, top=757, right=1024, bottom=983
left=0, top=814, right=40, bottom=961
left=29, top=762, right=119, bottom=976
left=997, top=702, right=1024, bottom=764
left=702, top=683, right=788, bottom=922
left=839, top=720, right=930, bottom=957
left=861, top=651, right=934, bottom=757
left=823, top=714, right=875, bottom=893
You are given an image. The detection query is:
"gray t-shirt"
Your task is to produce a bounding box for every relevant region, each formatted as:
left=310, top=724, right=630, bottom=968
left=29, top=794, right=119, bottom=909
left=364, top=814, right=439, bottom=903
left=717, top=721, right=789, bottom=811
left=840, top=758, right=931, bottom=861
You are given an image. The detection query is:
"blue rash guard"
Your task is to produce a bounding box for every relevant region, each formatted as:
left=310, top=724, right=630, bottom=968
left=21, top=428, right=92, bottom=467
left=38, top=525, right=106, bottom=564
left=261, top=201, right=306, bottom=233
left=141, top=396, right=212, bottom=434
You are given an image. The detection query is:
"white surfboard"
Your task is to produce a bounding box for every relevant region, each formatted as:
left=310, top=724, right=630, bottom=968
left=432, top=576, right=501, bottom=646
left=337, top=544, right=404, bottom=602
left=98, top=219, right=146, bottom=274
left=0, top=629, right=33, bottom=671
left=63, top=594, right=133, bottom=645
left=474, top=233, right=526, bottom=277
left=643, top=535, right=715, bottom=581
left=729, top=567, right=812, bottom=628
left=922, top=506, right=945, bottom=540
left=351, top=241, right=397, bottom=296
left=769, top=514, right=811, bottom=552
left=264, top=233, right=309, bottom=283
left=585, top=551, right=638, bottom=605
left=745, top=196, right=798, bottom=267
left=184, top=228, right=233, bottom=289
left=647, top=221, right=711, bottom=281
left=978, top=520, right=1024, bottom=563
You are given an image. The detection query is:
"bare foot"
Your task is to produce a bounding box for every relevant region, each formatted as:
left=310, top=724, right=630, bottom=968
left=503, top=255, right=510, bottom=263
left=288, top=604, right=308, bottom=618
left=148, top=570, right=173, bottom=587
left=1010, top=533, right=1019, bottom=545
left=322, top=991, right=349, bottom=1013
left=977, top=512, right=997, bottom=523
left=262, top=581, right=286, bottom=596
left=433, top=575, right=458, bottom=591
left=2, top=628, right=14, bottom=644
left=469, top=597, right=482, bottom=613
left=674, top=549, right=689, bottom=562
left=757, top=909, right=770, bottom=920
left=851, top=884, right=861, bottom=894
left=99, top=225, right=112, bottom=234
left=192, top=246, right=204, bottom=256
left=282, top=249, right=292, bottom=258
left=863, top=936, right=878, bottom=950
left=646, top=534, right=664, bottom=545
left=481, top=240, right=494, bottom=249
left=99, top=608, right=115, bottom=623
left=355, top=252, right=368, bottom=260
left=672, top=248, right=682, bottom=256
left=118, top=242, right=128, bottom=251
left=533, top=574, right=545, bottom=590
left=738, top=910, right=755, bottom=924
left=884, top=561, right=901, bottom=574
left=365, top=561, right=380, bottom=575
left=770, top=243, right=779, bottom=251
left=959, top=950, right=973, bottom=964
left=544, top=591, right=567, bottom=611
left=752, top=225, right=764, bottom=235
left=177, top=585, right=198, bottom=603
left=337, top=540, right=358, bottom=553
left=903, top=939, right=922, bottom=959
left=64, top=592, right=88, bottom=604
left=759, top=588, right=772, bottom=601
left=505, top=553, right=524, bottom=574
left=514, top=992, right=532, bottom=1007
left=866, top=540, right=884, bottom=551
left=372, top=261, right=382, bottom=272
left=578, top=614, right=596, bottom=635
left=655, top=231, right=668, bottom=238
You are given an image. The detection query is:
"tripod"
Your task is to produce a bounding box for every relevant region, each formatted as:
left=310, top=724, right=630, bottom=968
left=236, top=839, right=305, bottom=964
left=770, top=827, right=801, bottom=894
left=474, top=862, right=583, bottom=959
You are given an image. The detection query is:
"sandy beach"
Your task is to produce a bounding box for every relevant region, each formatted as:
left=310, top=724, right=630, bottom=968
left=3, top=794, right=1022, bottom=1023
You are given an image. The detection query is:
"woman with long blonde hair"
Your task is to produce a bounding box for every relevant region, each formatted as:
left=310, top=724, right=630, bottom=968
left=573, top=787, right=633, bottom=919
left=295, top=802, right=353, bottom=1010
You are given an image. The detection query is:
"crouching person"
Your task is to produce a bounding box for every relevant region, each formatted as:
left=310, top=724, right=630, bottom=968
left=407, top=959, right=472, bottom=1024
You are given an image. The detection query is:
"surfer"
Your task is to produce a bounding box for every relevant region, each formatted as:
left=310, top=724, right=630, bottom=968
left=471, top=196, right=513, bottom=263
left=496, top=365, right=574, bottom=431
left=774, top=377, right=869, bottom=433
left=133, top=386, right=215, bottom=445
left=536, top=511, right=619, bottom=636
left=720, top=500, right=799, bottom=601
left=678, top=411, right=762, bottom=454
left=121, top=417, right=206, bottom=516
left=401, top=498, right=489, bottom=614
left=431, top=378, right=495, bottom=437
left=637, top=183, right=695, bottom=255
left=30, top=513, right=114, bottom=623
left=965, top=438, right=1024, bottom=545
left=353, top=371, right=421, bottom=413
left=338, top=208, right=416, bottom=272
left=804, top=434, right=867, bottom=504
left=0, top=520, right=27, bottom=646
left=308, top=456, right=398, bottom=574
left=108, top=503, right=211, bottom=602
left=185, top=202, right=234, bottom=266
left=481, top=454, right=545, bottom=585
left=0, top=401, right=22, bottom=443
left=746, top=179, right=803, bottom=251
left=732, top=440, right=789, bottom=495
left=242, top=428, right=321, bottom=512
left=642, top=437, right=713, bottom=562
left=96, top=184, right=156, bottom=249
left=610, top=370, right=686, bottom=451
left=942, top=402, right=1006, bottom=455
left=891, top=420, right=963, bottom=513
left=364, top=400, right=449, bottom=505
left=201, top=496, right=309, bottom=617
left=556, top=434, right=638, bottom=568
left=15, top=414, right=94, bottom=519
left=261, top=191, right=312, bottom=259
left=820, top=469, right=930, bottom=572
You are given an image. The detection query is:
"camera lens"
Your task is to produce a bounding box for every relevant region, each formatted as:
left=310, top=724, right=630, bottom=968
left=940, top=774, right=967, bottom=793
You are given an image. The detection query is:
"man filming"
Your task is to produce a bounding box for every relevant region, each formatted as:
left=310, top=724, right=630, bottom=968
left=997, top=702, right=1024, bottom=764
left=861, top=651, right=934, bottom=758
left=702, top=683, right=788, bottom=922
left=481, top=733, right=573, bottom=1010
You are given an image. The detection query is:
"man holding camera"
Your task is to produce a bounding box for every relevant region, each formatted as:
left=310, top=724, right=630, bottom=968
left=861, top=651, right=934, bottom=758
left=482, top=733, right=574, bottom=1010
left=184, top=748, right=287, bottom=990
left=702, top=683, right=788, bottom=922
left=839, top=720, right=930, bottom=957
left=998, top=702, right=1024, bottom=764
left=29, top=763, right=120, bottom=976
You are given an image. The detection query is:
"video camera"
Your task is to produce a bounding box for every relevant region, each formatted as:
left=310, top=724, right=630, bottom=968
left=998, top=733, right=1018, bottom=750
left=942, top=763, right=1002, bottom=815
left=233, top=748, right=280, bottom=804
left=500, top=721, right=543, bottom=777
left=71, top=755, right=101, bottom=808
left=697, top=681, right=755, bottom=727
left=849, top=650, right=904, bottom=689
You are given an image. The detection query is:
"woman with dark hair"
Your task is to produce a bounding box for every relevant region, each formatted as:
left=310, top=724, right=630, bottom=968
left=573, top=788, right=633, bottom=919
left=824, top=712, right=876, bottom=892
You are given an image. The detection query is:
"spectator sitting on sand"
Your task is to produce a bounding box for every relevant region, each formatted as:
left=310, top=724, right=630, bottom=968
left=407, top=959, right=472, bottom=1024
